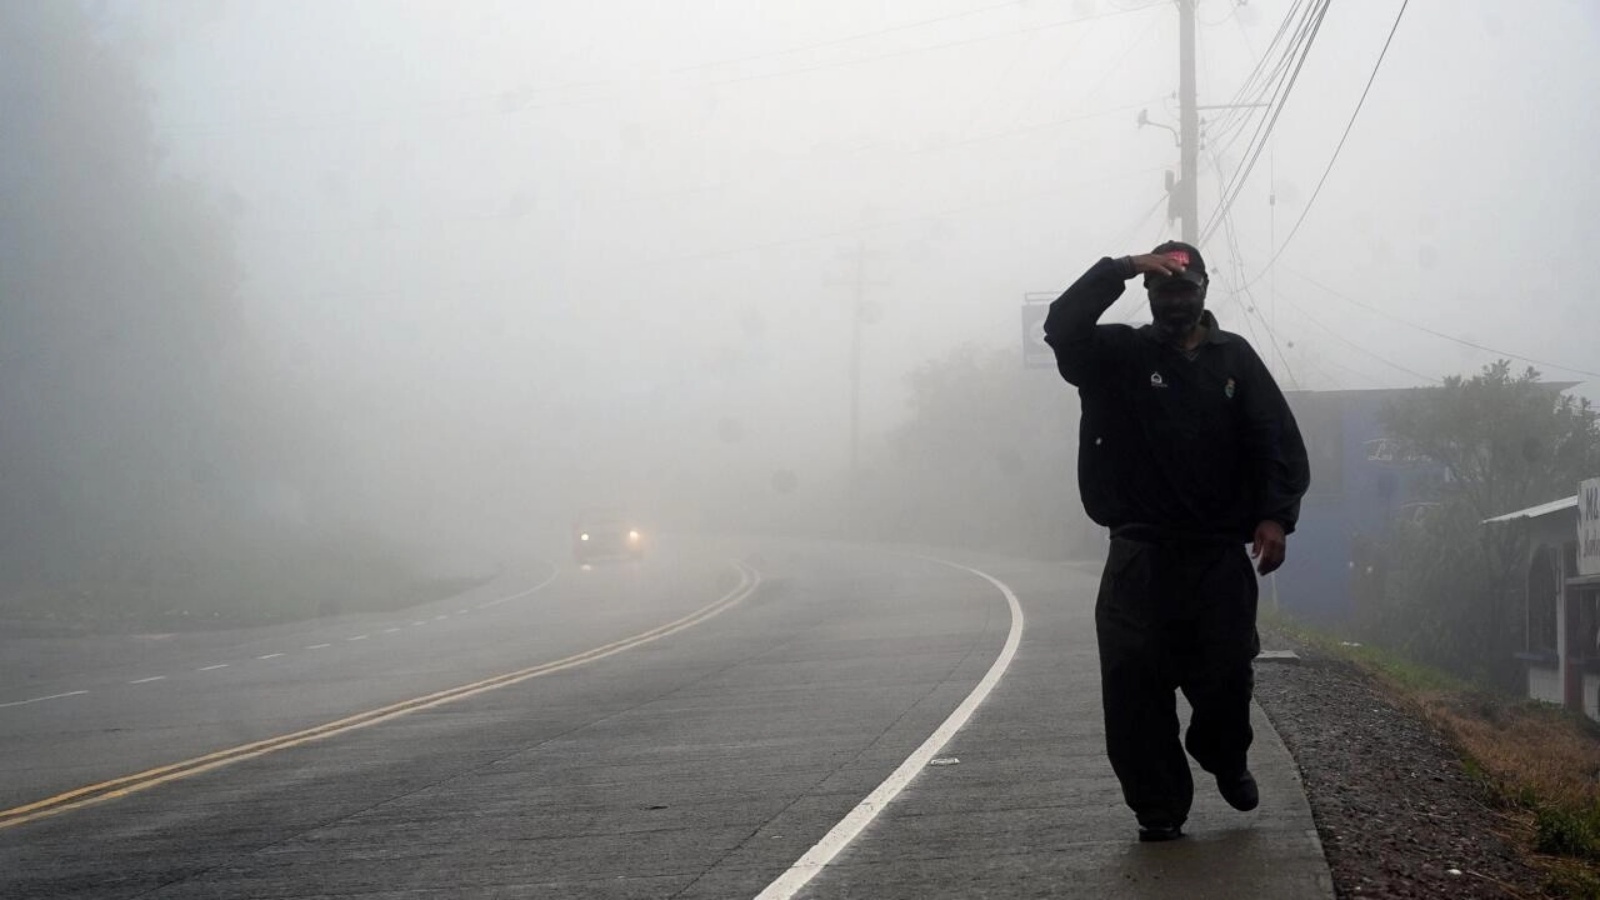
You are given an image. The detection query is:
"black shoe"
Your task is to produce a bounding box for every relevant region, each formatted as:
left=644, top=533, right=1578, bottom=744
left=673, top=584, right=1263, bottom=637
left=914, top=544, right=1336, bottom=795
left=1137, top=822, right=1185, bottom=843
left=1217, top=769, right=1259, bottom=811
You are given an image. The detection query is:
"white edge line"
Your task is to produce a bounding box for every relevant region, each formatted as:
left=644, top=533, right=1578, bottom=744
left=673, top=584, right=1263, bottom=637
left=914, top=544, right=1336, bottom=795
left=346, top=635, right=369, bottom=641
left=0, top=690, right=90, bottom=710
left=753, top=556, right=1025, bottom=900
left=257, top=653, right=285, bottom=660
left=198, top=664, right=230, bottom=672
left=129, top=676, right=167, bottom=685
left=306, top=644, right=331, bottom=650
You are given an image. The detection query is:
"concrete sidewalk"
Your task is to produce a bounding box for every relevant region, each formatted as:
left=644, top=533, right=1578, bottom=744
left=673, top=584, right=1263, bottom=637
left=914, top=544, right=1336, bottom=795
left=791, top=556, right=1335, bottom=900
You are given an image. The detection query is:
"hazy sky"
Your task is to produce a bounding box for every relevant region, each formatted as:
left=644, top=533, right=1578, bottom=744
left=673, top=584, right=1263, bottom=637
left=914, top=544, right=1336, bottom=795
left=101, top=0, right=1600, bottom=488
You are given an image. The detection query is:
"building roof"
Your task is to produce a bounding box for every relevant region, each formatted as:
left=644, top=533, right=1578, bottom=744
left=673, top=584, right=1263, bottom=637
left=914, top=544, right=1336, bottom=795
left=1482, top=495, right=1578, bottom=524
left=1286, top=383, right=1579, bottom=403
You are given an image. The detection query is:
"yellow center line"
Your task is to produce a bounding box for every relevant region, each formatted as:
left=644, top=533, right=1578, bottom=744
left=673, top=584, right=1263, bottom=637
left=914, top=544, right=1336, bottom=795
left=0, top=562, right=759, bottom=830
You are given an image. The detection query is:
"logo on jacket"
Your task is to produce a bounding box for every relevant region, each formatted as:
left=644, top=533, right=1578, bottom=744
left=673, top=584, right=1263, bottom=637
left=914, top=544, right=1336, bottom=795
left=1225, top=377, right=1236, bottom=399
left=1150, top=372, right=1166, bottom=388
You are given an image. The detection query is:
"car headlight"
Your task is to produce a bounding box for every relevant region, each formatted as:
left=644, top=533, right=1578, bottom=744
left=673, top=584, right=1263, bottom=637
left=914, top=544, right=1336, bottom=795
left=628, top=530, right=641, bottom=541
left=579, top=533, right=590, bottom=541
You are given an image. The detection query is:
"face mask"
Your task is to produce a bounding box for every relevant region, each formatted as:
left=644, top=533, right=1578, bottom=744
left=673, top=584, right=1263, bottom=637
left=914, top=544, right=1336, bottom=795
left=1149, top=289, right=1203, bottom=342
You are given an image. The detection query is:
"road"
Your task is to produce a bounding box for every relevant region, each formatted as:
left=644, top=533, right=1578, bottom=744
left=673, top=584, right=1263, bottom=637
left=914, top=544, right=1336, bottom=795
left=0, top=537, right=1332, bottom=899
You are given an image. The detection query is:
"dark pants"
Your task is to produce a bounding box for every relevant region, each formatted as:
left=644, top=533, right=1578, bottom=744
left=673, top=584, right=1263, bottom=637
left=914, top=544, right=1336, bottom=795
left=1095, top=536, right=1260, bottom=827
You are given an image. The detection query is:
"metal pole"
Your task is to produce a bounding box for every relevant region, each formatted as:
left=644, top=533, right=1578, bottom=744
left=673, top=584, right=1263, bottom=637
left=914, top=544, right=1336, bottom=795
left=1178, top=0, right=1199, bottom=243
left=849, top=244, right=863, bottom=479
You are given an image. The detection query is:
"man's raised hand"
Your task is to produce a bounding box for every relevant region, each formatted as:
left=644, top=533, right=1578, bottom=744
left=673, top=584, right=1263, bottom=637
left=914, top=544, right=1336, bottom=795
left=1130, top=253, right=1185, bottom=278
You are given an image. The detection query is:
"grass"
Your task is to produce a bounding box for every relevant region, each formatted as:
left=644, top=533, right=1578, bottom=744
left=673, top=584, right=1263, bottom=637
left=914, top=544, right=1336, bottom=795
left=1261, top=609, right=1600, bottom=897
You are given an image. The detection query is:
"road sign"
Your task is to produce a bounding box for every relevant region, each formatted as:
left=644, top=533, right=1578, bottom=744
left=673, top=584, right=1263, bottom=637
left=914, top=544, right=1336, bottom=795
left=1021, top=293, right=1055, bottom=369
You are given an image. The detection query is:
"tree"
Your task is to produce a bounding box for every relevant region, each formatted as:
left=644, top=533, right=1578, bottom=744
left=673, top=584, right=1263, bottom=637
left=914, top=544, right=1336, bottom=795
left=859, top=344, right=1094, bottom=559
left=0, top=4, right=237, bottom=575
left=0, top=4, right=404, bottom=625
left=1374, top=361, right=1600, bottom=685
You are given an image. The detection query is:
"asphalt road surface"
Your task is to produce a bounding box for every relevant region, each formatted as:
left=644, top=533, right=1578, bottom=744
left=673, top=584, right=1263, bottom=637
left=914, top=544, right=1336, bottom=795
left=0, top=536, right=1332, bottom=899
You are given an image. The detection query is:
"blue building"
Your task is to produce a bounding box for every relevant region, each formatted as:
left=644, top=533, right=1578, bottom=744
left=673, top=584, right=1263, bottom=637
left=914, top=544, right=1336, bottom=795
left=1276, top=389, right=1447, bottom=625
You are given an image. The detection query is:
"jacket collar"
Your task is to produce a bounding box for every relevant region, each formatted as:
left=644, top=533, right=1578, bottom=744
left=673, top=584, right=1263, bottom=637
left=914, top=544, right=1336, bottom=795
left=1137, top=309, right=1232, bottom=346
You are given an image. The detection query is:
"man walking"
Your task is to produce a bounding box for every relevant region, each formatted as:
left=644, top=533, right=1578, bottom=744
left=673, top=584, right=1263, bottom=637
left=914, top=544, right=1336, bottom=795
left=1043, top=241, right=1310, bottom=842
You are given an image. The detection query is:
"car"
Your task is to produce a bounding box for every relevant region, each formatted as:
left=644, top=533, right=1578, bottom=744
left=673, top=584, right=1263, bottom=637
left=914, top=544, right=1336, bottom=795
left=572, top=510, right=645, bottom=564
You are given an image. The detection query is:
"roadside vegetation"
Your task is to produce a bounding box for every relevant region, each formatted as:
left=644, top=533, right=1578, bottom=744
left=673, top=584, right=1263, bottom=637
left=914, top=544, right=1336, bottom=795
left=1358, top=362, right=1600, bottom=691
left=0, top=531, right=490, bottom=635
left=0, top=7, right=496, bottom=637
left=1266, top=611, right=1600, bottom=898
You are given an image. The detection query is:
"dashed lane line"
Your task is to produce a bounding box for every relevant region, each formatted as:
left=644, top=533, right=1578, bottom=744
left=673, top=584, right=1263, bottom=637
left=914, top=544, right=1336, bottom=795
left=0, top=566, right=563, bottom=712
left=0, top=691, right=90, bottom=710
left=0, top=561, right=761, bottom=831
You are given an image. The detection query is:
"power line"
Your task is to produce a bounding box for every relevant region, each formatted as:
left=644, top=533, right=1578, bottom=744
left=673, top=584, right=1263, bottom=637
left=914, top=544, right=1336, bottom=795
left=1202, top=0, right=1315, bottom=162
left=1276, top=293, right=1439, bottom=384
left=1311, top=351, right=1387, bottom=389
left=1201, top=0, right=1331, bottom=243
left=1202, top=0, right=1309, bottom=146
left=1217, top=226, right=1299, bottom=389
left=1205, top=150, right=1298, bottom=387
left=1109, top=193, right=1171, bottom=250
left=1286, top=268, right=1600, bottom=380
left=1208, top=211, right=1270, bottom=360
left=1198, top=0, right=1248, bottom=28
left=1201, top=137, right=1429, bottom=387
left=1194, top=29, right=1276, bottom=362
left=1204, top=0, right=1326, bottom=210
left=1239, top=0, right=1410, bottom=290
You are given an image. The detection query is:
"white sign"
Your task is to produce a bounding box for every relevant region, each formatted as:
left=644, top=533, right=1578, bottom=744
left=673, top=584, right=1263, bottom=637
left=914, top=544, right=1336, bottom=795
left=1021, top=294, right=1054, bottom=369
left=1581, top=477, right=1600, bottom=577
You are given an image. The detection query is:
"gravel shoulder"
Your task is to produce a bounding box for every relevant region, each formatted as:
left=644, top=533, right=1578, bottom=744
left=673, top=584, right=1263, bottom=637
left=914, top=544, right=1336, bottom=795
left=1253, top=628, right=1551, bottom=899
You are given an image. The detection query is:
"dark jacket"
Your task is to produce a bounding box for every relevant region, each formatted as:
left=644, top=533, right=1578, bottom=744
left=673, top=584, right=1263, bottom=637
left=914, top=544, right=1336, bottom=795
left=1044, top=256, right=1311, bottom=542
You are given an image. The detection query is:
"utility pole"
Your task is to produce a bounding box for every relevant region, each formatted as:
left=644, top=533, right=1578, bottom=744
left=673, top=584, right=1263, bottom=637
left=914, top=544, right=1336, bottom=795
left=1178, top=0, right=1200, bottom=243
left=828, top=243, right=887, bottom=482
left=1164, top=1, right=1265, bottom=242
left=848, top=246, right=865, bottom=478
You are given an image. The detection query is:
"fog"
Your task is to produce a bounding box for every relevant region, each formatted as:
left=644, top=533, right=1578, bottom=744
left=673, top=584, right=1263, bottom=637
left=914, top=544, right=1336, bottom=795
left=5, top=1, right=1599, bottom=618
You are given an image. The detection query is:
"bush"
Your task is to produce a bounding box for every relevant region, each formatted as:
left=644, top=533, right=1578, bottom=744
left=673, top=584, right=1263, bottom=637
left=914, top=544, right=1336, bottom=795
left=1536, top=804, right=1600, bottom=860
